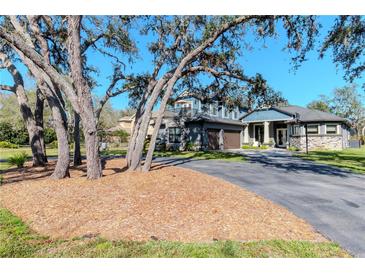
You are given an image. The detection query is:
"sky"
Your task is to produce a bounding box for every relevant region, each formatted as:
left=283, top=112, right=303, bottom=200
left=1, top=16, right=364, bottom=111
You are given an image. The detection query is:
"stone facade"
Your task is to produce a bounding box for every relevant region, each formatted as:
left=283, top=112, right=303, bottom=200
left=289, top=135, right=343, bottom=151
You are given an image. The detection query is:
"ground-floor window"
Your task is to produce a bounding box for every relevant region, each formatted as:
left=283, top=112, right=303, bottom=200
left=307, top=124, right=319, bottom=135
left=168, top=127, right=181, bottom=143
left=292, top=125, right=301, bottom=135
left=326, top=124, right=338, bottom=134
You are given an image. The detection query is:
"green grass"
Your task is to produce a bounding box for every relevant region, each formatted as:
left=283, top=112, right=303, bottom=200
left=0, top=147, right=59, bottom=171
left=241, top=145, right=269, bottom=150
left=100, top=148, right=127, bottom=156
left=297, top=146, right=365, bottom=174
left=153, top=150, right=245, bottom=162
left=0, top=207, right=350, bottom=258
left=1, top=146, right=244, bottom=171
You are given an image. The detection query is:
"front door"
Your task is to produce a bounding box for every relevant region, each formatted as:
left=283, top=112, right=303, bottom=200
left=276, top=128, right=287, bottom=147
left=254, top=125, right=264, bottom=144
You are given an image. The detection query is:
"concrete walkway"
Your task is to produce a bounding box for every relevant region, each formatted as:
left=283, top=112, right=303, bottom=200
left=155, top=149, right=365, bottom=257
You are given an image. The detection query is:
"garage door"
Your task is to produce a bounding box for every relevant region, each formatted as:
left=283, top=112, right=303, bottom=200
left=207, top=129, right=219, bottom=150
left=224, top=130, right=240, bottom=149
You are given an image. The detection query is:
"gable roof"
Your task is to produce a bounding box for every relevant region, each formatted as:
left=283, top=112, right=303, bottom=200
left=240, top=108, right=294, bottom=122
left=241, top=105, right=347, bottom=123
left=274, top=105, right=347, bottom=123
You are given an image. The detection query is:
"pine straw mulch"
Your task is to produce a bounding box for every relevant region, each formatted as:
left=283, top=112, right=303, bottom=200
left=0, top=158, right=326, bottom=243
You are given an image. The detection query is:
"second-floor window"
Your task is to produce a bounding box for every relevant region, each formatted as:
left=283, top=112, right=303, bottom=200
left=233, top=109, right=238, bottom=119
left=210, top=103, right=218, bottom=116
left=224, top=107, right=230, bottom=118
left=168, top=127, right=181, bottom=143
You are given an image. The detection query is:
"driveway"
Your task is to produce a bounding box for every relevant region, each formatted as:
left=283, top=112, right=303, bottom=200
left=155, top=149, right=365, bottom=257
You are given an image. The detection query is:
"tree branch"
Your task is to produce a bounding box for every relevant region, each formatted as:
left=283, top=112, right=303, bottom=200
left=0, top=84, right=15, bottom=92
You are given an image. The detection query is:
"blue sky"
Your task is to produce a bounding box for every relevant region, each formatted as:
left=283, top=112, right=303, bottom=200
left=1, top=16, right=363, bottom=110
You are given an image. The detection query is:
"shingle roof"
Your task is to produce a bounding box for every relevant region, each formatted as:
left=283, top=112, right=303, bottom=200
left=274, top=105, right=347, bottom=122
left=188, top=114, right=243, bottom=126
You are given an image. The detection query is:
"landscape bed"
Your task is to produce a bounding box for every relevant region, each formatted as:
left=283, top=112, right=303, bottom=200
left=0, top=158, right=350, bottom=257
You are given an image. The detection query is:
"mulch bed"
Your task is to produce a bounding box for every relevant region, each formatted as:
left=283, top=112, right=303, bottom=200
left=0, top=158, right=326, bottom=242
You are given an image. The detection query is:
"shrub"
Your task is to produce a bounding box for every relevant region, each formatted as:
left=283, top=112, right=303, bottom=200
left=288, top=146, right=300, bottom=152
left=47, top=140, right=58, bottom=149
left=0, top=141, right=19, bottom=149
left=0, top=175, right=3, bottom=186
left=0, top=122, right=28, bottom=145
left=185, top=141, right=194, bottom=151
left=44, top=128, right=57, bottom=144
left=143, top=139, right=150, bottom=151
left=7, top=152, right=28, bottom=168
left=11, top=127, right=29, bottom=145
left=241, top=145, right=254, bottom=149
left=110, top=129, right=129, bottom=143
left=242, top=144, right=269, bottom=150
left=0, top=122, right=14, bottom=142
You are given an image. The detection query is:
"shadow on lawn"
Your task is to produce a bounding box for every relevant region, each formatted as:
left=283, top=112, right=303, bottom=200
left=244, top=153, right=357, bottom=177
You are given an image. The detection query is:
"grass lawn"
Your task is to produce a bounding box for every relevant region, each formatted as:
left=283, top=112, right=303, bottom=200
left=1, top=146, right=243, bottom=171
left=0, top=208, right=349, bottom=258
left=0, top=146, right=125, bottom=170
left=297, top=146, right=365, bottom=174
left=153, top=150, right=245, bottom=162
left=101, top=149, right=245, bottom=162
left=0, top=147, right=59, bottom=171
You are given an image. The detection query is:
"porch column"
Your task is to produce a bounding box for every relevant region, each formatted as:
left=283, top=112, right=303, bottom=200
left=264, top=121, right=270, bottom=144
left=243, top=124, right=249, bottom=143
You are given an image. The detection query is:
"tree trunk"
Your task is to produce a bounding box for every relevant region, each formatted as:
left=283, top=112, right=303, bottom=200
left=127, top=79, right=167, bottom=171
left=143, top=99, right=169, bottom=172
left=68, top=16, right=102, bottom=179
left=34, top=88, right=47, bottom=162
left=0, top=52, right=47, bottom=166
left=82, top=113, right=102, bottom=179
left=143, top=79, right=180, bottom=172
left=73, top=111, right=82, bottom=166
left=28, top=126, right=47, bottom=166
left=42, top=87, right=70, bottom=179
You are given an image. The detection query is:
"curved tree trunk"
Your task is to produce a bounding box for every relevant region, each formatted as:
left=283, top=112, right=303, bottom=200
left=0, top=53, right=47, bottom=166
left=143, top=100, right=169, bottom=172
left=73, top=111, right=82, bottom=166
left=127, top=79, right=168, bottom=171
left=143, top=79, right=180, bottom=172
left=42, top=86, right=70, bottom=179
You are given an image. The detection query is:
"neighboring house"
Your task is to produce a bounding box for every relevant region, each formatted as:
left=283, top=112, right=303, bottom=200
left=241, top=105, right=350, bottom=150
left=116, top=111, right=178, bottom=137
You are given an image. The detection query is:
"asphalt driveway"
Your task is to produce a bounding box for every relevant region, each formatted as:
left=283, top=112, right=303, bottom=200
left=155, top=149, right=365, bottom=257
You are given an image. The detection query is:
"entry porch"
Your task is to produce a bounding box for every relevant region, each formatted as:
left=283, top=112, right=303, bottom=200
left=242, top=121, right=290, bottom=148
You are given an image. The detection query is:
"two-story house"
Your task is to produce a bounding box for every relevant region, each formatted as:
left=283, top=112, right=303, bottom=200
left=156, top=95, right=247, bottom=150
